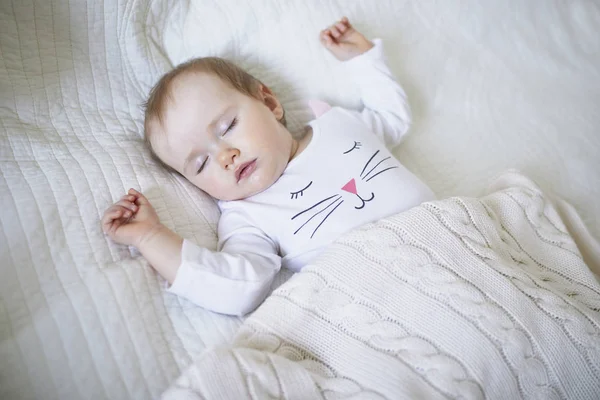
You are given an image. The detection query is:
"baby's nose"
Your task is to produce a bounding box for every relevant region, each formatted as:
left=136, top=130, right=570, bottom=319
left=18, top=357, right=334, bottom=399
left=218, top=148, right=240, bottom=170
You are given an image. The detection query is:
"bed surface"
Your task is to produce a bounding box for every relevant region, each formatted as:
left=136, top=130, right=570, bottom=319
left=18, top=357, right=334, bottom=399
left=1, top=0, right=598, bottom=398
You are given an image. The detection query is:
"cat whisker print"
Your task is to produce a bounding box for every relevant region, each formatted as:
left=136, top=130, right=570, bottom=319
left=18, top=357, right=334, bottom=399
left=360, top=150, right=398, bottom=182
left=292, top=195, right=344, bottom=238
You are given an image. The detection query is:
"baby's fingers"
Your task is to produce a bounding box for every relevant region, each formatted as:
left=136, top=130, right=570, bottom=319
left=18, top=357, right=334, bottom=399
left=121, top=194, right=136, bottom=203
left=116, top=198, right=138, bottom=213
left=102, top=206, right=132, bottom=231
left=320, top=29, right=334, bottom=45
left=102, top=206, right=119, bottom=225
left=335, top=21, right=348, bottom=35
left=116, top=207, right=133, bottom=220
left=128, top=188, right=151, bottom=206
left=329, top=24, right=342, bottom=39
left=321, top=18, right=352, bottom=44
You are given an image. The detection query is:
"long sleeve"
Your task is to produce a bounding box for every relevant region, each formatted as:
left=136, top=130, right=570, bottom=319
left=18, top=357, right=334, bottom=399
left=167, top=209, right=281, bottom=316
left=345, top=38, right=412, bottom=148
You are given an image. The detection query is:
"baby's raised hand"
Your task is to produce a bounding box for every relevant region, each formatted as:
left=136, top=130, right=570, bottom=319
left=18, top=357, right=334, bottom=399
left=101, top=188, right=161, bottom=248
left=320, top=17, right=374, bottom=61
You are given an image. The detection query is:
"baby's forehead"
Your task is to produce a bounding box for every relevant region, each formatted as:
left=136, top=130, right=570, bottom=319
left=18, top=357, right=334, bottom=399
left=168, top=74, right=236, bottom=121
left=162, top=72, right=238, bottom=133
left=170, top=71, right=234, bottom=100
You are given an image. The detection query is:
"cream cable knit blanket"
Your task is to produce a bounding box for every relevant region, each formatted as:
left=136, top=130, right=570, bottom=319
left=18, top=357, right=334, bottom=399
left=163, top=172, right=600, bottom=399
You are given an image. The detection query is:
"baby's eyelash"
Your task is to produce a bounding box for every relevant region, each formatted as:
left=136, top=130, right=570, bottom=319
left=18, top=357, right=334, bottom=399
left=196, top=157, right=209, bottom=175
left=290, top=181, right=313, bottom=199
left=343, top=141, right=362, bottom=154
left=222, top=117, right=238, bottom=136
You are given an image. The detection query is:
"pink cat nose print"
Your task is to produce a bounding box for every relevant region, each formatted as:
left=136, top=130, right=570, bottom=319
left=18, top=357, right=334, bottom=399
left=341, top=178, right=357, bottom=195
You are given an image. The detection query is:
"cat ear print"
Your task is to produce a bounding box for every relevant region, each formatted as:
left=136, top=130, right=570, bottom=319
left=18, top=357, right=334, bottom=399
left=308, top=99, right=332, bottom=118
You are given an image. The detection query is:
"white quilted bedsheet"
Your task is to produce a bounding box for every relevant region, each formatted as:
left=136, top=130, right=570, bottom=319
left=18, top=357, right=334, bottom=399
left=0, top=0, right=599, bottom=399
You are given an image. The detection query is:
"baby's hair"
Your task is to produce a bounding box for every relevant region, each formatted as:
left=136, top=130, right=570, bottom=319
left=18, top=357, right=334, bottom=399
left=142, top=57, right=286, bottom=173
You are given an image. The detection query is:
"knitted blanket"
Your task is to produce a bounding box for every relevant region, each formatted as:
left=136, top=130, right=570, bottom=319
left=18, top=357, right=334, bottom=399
left=163, top=172, right=600, bottom=399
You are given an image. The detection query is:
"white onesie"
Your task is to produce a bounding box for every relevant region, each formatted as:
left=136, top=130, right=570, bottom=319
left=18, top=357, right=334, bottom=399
left=168, top=39, right=435, bottom=315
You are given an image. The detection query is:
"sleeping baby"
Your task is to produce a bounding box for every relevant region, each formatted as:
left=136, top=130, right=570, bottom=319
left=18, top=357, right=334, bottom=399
left=101, top=17, right=435, bottom=315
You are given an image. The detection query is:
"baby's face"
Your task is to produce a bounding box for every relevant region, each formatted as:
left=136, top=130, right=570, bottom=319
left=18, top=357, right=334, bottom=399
left=152, top=72, right=294, bottom=201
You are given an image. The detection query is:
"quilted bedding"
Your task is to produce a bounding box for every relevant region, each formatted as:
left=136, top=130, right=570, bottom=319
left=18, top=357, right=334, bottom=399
left=1, top=0, right=599, bottom=399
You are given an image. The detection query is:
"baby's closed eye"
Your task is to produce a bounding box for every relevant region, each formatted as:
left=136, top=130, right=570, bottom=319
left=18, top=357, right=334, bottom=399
left=221, top=117, right=238, bottom=136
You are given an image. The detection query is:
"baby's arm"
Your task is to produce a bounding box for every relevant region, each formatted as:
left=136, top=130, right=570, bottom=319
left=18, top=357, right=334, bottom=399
left=321, top=18, right=411, bottom=148
left=102, top=190, right=280, bottom=316
left=168, top=210, right=281, bottom=315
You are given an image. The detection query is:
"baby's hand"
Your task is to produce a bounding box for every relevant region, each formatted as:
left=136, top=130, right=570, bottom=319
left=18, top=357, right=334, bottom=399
left=320, top=17, right=374, bottom=61
left=101, top=188, right=161, bottom=248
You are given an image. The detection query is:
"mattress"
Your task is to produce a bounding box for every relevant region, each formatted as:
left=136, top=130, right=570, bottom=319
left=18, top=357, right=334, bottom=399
left=1, top=0, right=599, bottom=399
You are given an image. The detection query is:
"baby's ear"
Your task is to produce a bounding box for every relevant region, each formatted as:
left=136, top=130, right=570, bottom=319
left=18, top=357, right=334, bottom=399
left=258, top=84, right=284, bottom=121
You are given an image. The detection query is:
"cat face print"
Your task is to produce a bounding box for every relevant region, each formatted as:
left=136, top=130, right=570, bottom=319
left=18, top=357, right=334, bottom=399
left=290, top=140, right=399, bottom=239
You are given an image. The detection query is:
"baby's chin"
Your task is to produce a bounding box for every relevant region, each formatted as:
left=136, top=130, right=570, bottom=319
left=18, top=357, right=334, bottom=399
left=211, top=182, right=267, bottom=202
left=219, top=188, right=264, bottom=202
left=229, top=177, right=281, bottom=201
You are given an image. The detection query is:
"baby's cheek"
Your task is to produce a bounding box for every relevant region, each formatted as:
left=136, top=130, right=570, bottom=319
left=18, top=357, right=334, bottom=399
left=191, top=179, right=208, bottom=195
left=193, top=175, right=219, bottom=196
left=252, top=163, right=275, bottom=188
left=248, top=171, right=263, bottom=185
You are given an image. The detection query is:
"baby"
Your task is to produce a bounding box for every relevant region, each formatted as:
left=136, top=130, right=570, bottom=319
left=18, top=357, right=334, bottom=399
left=102, top=17, right=435, bottom=315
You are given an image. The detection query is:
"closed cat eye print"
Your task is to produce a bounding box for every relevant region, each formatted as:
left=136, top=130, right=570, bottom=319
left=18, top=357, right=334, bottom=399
left=290, top=181, right=313, bottom=199
left=343, top=141, right=362, bottom=154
